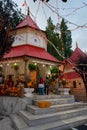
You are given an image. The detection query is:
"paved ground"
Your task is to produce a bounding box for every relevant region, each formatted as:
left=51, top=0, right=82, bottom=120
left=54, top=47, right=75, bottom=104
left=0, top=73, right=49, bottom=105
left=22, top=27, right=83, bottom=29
left=0, top=116, right=16, bottom=130
left=69, top=124, right=87, bottom=130
left=1, top=116, right=87, bottom=130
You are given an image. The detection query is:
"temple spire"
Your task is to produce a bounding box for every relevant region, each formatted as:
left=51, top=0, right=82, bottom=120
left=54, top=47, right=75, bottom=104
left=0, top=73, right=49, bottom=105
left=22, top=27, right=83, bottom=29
left=76, top=42, right=78, bottom=48
left=27, top=6, right=30, bottom=16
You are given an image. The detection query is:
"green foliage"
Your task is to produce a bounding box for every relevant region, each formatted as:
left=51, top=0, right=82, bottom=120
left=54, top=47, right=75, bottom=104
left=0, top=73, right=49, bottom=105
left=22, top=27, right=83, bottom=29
left=50, top=67, right=58, bottom=73
left=60, top=19, right=73, bottom=58
left=0, top=0, right=24, bottom=58
left=46, top=17, right=73, bottom=60
left=0, top=0, right=24, bottom=29
left=28, top=64, right=37, bottom=71
left=46, top=17, right=61, bottom=60
left=12, top=63, right=19, bottom=71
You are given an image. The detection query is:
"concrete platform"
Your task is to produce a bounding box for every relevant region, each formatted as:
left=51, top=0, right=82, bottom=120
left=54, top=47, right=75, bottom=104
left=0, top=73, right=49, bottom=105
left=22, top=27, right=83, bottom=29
left=10, top=94, right=87, bottom=130
left=27, top=102, right=87, bottom=115
left=0, top=116, right=16, bottom=130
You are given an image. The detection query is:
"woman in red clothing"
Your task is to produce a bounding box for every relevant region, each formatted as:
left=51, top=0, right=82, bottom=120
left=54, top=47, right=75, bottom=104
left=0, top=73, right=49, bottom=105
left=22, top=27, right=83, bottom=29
left=7, top=75, right=14, bottom=88
left=38, top=78, right=44, bottom=95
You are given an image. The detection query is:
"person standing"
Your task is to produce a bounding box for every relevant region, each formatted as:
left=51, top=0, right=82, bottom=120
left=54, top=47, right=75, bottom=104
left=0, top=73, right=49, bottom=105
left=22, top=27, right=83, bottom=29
left=38, top=77, right=44, bottom=95
left=55, top=79, right=59, bottom=94
left=7, top=75, right=14, bottom=88
left=44, top=77, right=50, bottom=95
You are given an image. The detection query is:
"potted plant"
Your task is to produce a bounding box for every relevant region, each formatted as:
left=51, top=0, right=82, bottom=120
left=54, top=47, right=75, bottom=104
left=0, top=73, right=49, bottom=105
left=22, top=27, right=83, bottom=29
left=28, top=63, right=37, bottom=71
left=50, top=67, right=58, bottom=74
left=12, top=63, right=19, bottom=78
left=12, top=63, right=19, bottom=71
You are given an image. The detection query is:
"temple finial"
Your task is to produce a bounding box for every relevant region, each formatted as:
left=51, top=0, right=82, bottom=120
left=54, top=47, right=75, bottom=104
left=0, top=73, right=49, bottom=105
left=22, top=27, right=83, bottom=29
left=27, top=6, right=30, bottom=16
left=76, top=42, right=78, bottom=48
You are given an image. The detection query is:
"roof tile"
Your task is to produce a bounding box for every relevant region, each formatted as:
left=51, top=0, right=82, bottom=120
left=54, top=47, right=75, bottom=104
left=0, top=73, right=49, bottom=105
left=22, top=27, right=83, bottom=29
left=16, top=16, right=39, bottom=30
left=69, top=47, right=87, bottom=64
left=4, top=45, right=60, bottom=63
left=59, top=71, right=81, bottom=80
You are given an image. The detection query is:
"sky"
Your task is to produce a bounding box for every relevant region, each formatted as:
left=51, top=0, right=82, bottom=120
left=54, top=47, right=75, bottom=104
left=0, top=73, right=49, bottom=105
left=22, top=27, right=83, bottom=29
left=13, top=0, right=87, bottom=51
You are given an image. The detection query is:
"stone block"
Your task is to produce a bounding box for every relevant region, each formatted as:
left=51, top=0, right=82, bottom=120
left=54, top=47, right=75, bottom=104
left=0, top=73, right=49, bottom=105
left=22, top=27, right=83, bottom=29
left=38, top=101, right=50, bottom=108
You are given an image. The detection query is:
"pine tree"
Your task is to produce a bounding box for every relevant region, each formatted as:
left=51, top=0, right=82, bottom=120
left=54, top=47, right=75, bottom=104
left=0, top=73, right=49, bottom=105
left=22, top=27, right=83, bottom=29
left=0, top=0, right=24, bottom=58
left=0, top=0, right=24, bottom=29
left=60, top=18, right=73, bottom=59
left=46, top=17, right=61, bottom=60
left=46, top=17, right=73, bottom=60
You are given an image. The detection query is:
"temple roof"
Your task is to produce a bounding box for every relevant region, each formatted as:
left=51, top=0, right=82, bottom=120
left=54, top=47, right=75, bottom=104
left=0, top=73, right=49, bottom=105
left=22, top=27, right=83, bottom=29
left=68, top=47, right=87, bottom=64
left=16, top=15, right=39, bottom=30
left=59, top=71, right=81, bottom=80
left=3, top=45, right=61, bottom=63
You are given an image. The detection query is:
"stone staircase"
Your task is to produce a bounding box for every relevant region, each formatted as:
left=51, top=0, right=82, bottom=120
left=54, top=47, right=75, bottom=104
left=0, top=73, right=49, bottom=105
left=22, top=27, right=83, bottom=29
left=10, top=94, right=87, bottom=130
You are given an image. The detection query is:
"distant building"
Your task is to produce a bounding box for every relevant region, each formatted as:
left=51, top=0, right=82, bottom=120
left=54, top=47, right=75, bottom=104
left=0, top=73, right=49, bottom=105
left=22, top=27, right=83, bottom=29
left=59, top=43, right=87, bottom=101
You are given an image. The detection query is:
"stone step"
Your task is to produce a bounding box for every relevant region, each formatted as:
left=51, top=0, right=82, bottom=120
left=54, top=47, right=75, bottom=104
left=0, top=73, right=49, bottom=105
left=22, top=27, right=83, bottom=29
left=19, top=107, right=87, bottom=127
left=27, top=102, right=87, bottom=115
left=32, top=97, right=75, bottom=107
left=32, top=94, right=74, bottom=100
left=11, top=114, right=87, bottom=130
left=21, top=115, right=87, bottom=130
left=10, top=114, right=28, bottom=130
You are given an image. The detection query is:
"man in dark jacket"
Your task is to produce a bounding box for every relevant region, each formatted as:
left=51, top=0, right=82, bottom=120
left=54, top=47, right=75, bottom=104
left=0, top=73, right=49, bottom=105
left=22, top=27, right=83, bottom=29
left=44, top=77, right=50, bottom=95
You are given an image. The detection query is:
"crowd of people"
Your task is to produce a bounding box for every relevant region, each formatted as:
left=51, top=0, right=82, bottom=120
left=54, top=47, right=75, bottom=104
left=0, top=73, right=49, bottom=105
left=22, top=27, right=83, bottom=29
left=0, top=73, right=59, bottom=96
left=0, top=74, right=27, bottom=89
left=38, top=76, right=59, bottom=95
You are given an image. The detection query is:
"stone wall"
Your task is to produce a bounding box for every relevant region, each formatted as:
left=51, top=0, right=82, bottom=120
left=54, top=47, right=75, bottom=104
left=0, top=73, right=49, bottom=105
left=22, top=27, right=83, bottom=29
left=0, top=96, right=32, bottom=116
left=66, top=78, right=87, bottom=101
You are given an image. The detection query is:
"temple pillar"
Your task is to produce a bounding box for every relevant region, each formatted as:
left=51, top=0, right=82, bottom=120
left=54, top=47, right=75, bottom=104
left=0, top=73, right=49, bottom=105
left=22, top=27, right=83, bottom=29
left=23, top=56, right=29, bottom=82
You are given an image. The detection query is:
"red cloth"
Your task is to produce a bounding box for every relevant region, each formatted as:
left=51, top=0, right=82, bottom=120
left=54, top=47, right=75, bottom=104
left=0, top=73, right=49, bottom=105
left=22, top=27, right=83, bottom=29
left=40, top=78, right=44, bottom=84
left=7, top=79, right=14, bottom=87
